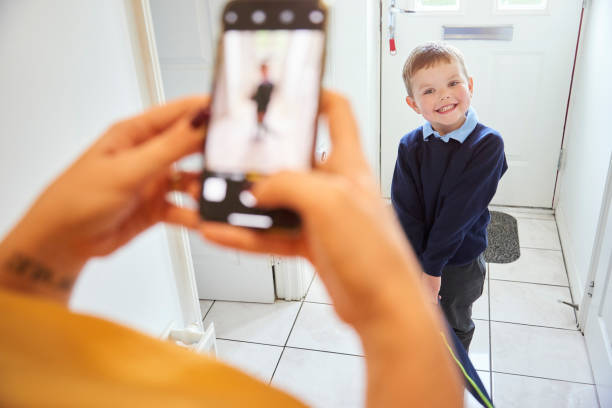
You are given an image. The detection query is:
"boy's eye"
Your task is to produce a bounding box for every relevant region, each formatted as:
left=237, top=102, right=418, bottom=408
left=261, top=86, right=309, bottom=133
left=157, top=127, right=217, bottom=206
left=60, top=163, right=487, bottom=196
left=449, top=81, right=460, bottom=86
left=423, top=89, right=434, bottom=95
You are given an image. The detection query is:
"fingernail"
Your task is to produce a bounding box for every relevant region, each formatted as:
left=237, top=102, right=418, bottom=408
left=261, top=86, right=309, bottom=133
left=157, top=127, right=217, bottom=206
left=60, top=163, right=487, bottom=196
left=190, top=108, right=210, bottom=129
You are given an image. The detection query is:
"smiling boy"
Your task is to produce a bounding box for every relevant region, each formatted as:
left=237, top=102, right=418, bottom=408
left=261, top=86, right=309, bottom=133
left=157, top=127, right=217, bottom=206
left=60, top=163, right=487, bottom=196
left=391, top=42, right=508, bottom=351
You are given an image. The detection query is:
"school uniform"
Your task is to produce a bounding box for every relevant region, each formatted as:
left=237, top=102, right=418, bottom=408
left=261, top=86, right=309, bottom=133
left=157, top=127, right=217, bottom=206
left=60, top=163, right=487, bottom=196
left=391, top=107, right=507, bottom=350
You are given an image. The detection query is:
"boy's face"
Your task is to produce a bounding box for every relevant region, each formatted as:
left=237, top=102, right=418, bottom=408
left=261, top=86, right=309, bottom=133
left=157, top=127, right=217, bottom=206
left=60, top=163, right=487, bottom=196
left=406, top=59, right=473, bottom=135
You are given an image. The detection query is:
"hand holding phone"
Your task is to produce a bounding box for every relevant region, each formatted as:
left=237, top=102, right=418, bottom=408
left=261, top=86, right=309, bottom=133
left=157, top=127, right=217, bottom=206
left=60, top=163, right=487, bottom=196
left=200, top=0, right=327, bottom=230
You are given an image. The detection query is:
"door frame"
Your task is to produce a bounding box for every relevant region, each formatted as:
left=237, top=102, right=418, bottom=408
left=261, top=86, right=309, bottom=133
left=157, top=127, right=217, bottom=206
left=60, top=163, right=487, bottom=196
left=578, top=153, right=612, bottom=328
left=274, top=256, right=315, bottom=300
left=124, top=0, right=203, bottom=329
left=580, top=153, right=612, bottom=405
left=552, top=2, right=586, bottom=210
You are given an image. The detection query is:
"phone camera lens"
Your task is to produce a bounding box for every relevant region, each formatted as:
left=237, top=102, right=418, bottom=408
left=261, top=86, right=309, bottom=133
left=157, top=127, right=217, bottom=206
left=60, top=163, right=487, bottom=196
left=203, top=177, right=227, bottom=202
left=251, top=10, right=266, bottom=24
left=225, top=11, right=238, bottom=24
left=279, top=10, right=294, bottom=24
left=309, top=10, right=324, bottom=24
left=239, top=191, right=257, bottom=208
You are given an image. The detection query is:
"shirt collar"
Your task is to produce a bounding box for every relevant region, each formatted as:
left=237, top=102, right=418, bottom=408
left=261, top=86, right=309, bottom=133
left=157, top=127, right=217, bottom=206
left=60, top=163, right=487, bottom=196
left=422, top=107, right=478, bottom=144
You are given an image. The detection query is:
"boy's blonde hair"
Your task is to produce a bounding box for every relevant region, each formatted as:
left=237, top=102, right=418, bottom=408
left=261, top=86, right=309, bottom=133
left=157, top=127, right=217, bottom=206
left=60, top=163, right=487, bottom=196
left=402, top=42, right=469, bottom=97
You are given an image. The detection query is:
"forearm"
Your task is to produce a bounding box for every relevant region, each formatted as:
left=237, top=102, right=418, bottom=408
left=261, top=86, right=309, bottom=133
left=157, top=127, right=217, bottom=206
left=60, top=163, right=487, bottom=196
left=356, top=257, right=462, bottom=407
left=0, top=207, right=86, bottom=304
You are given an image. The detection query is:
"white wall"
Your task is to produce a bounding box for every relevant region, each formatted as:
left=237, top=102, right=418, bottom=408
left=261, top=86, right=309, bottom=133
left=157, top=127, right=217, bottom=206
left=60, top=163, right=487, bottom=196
left=0, top=1, right=184, bottom=336
left=556, top=0, right=612, bottom=304
left=324, top=0, right=381, bottom=179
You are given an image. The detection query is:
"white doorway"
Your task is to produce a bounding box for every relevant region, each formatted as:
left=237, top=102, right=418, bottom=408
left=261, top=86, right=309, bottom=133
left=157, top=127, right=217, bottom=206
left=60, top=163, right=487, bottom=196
left=380, top=0, right=583, bottom=208
left=581, top=155, right=612, bottom=406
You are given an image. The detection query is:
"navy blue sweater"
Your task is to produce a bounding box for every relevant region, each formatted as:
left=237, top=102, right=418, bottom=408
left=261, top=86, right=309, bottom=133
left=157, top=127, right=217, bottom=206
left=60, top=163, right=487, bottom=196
left=391, top=123, right=508, bottom=277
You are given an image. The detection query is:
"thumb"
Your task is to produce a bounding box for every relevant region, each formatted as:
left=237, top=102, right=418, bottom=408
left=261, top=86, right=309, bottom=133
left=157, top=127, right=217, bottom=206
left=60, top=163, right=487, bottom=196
left=251, top=171, right=330, bottom=217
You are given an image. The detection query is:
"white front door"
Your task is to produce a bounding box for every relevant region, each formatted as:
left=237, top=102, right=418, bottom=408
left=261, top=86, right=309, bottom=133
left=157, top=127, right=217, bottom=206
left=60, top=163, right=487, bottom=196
left=583, top=156, right=612, bottom=406
left=380, top=0, right=583, bottom=208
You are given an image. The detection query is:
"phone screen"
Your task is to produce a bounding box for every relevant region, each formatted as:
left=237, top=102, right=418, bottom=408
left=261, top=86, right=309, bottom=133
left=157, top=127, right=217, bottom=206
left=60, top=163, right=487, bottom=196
left=199, top=3, right=325, bottom=229
left=205, top=29, right=324, bottom=175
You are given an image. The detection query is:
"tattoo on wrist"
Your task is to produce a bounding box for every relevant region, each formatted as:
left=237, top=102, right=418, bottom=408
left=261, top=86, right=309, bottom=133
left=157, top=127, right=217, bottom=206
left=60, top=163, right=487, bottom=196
left=5, top=253, right=74, bottom=291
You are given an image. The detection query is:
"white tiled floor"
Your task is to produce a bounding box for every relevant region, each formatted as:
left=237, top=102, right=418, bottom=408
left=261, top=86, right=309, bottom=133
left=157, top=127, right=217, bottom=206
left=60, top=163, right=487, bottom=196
left=203, top=300, right=301, bottom=346
left=470, top=319, right=491, bottom=372
left=200, top=209, right=600, bottom=407
left=215, top=339, right=283, bottom=383
left=272, top=348, right=366, bottom=408
left=287, top=302, right=363, bottom=356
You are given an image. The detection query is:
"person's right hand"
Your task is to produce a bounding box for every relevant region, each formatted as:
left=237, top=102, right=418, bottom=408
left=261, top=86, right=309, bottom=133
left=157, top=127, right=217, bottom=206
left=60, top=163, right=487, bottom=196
left=198, top=91, right=436, bottom=330
left=200, top=91, right=462, bottom=407
left=200, top=91, right=421, bottom=327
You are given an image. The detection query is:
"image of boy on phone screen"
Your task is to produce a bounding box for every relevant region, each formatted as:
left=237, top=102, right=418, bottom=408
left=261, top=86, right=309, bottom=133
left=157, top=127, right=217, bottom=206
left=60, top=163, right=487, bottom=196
left=251, top=62, right=275, bottom=142
left=205, top=30, right=323, bottom=176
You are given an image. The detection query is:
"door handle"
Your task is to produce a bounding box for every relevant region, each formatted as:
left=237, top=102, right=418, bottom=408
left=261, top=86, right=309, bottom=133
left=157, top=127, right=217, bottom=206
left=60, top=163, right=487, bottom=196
left=388, top=0, right=415, bottom=55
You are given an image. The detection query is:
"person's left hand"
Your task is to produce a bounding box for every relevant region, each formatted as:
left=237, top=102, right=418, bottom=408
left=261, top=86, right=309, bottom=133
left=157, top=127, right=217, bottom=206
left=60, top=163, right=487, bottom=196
left=421, top=273, right=442, bottom=304
left=38, top=97, right=209, bottom=256
left=0, top=97, right=209, bottom=301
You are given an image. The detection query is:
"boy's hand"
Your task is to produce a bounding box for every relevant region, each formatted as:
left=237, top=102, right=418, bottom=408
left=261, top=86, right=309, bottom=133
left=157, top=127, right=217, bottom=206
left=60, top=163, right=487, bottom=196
left=421, top=273, right=442, bottom=304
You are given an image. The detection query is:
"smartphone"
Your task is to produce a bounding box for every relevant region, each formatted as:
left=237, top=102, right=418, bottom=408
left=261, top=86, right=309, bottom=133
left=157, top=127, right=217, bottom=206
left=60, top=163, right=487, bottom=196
left=199, top=0, right=327, bottom=230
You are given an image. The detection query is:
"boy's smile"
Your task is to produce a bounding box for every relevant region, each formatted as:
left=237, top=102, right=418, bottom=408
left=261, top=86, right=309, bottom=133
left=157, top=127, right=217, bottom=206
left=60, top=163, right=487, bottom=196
left=406, top=60, right=473, bottom=136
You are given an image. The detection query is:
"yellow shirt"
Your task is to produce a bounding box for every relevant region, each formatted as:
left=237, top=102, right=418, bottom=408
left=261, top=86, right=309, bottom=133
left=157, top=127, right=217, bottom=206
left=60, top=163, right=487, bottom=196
left=0, top=289, right=306, bottom=407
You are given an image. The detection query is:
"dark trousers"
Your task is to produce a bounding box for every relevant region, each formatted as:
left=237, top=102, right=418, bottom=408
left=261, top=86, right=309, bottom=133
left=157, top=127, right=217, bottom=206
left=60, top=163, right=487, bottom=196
left=439, top=254, right=486, bottom=352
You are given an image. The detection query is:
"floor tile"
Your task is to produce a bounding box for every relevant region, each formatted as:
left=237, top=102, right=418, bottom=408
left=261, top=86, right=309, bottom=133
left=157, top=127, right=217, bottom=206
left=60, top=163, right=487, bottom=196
left=491, top=321, right=593, bottom=384
left=287, top=302, right=362, bottom=356
left=470, top=319, right=490, bottom=371
left=215, top=339, right=283, bottom=383
left=492, top=372, right=599, bottom=408
left=305, top=275, right=332, bottom=304
left=203, top=300, right=301, bottom=346
left=490, top=248, right=569, bottom=286
left=464, top=371, right=492, bottom=408
left=199, top=300, right=214, bottom=320
left=272, top=348, right=365, bottom=408
left=472, top=271, right=489, bottom=320
left=517, top=218, right=561, bottom=250
left=490, top=280, right=576, bottom=329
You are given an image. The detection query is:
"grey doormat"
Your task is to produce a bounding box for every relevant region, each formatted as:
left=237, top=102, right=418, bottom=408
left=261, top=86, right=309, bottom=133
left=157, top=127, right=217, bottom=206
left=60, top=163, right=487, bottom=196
left=484, top=211, right=520, bottom=264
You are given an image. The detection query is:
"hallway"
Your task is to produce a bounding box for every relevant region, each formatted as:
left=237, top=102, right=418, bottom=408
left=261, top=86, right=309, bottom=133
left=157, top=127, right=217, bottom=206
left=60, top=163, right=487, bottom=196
left=200, top=207, right=599, bottom=407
